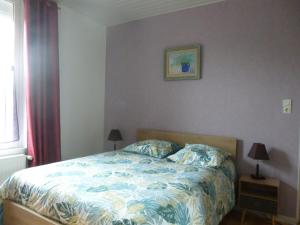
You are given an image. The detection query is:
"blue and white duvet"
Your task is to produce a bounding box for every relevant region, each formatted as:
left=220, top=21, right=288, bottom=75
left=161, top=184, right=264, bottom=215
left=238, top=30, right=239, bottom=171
left=0, top=151, right=235, bottom=225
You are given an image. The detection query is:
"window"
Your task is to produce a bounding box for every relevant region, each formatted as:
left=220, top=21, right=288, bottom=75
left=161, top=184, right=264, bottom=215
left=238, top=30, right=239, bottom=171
left=0, top=0, right=26, bottom=155
left=0, top=0, right=18, bottom=143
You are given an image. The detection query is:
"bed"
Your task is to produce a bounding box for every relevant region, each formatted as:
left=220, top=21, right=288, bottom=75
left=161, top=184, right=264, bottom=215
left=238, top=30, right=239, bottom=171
left=0, top=129, right=237, bottom=225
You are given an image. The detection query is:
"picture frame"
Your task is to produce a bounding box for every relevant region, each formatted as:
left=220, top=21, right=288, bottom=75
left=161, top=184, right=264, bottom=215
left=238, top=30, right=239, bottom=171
left=164, top=45, right=201, bottom=81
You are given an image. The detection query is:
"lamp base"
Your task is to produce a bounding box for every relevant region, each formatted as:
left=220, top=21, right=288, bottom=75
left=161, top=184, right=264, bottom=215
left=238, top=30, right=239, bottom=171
left=251, top=174, right=266, bottom=180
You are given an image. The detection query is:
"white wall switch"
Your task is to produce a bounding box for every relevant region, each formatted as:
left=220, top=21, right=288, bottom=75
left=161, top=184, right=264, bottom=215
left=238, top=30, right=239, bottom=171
left=282, top=99, right=292, bottom=114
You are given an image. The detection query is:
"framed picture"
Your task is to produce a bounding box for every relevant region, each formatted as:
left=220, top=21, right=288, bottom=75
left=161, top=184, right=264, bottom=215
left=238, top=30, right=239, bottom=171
left=164, top=45, right=201, bottom=81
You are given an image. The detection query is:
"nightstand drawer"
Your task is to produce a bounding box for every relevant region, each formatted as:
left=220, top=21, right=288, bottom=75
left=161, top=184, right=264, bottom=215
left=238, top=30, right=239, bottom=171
left=239, top=195, right=277, bottom=214
left=240, top=182, right=277, bottom=199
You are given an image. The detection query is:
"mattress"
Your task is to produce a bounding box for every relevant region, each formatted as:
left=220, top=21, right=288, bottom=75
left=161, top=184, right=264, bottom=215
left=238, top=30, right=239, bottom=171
left=0, top=150, right=236, bottom=225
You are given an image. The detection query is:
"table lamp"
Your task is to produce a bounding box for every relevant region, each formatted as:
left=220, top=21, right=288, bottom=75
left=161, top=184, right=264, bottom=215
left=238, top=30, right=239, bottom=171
left=108, top=129, right=123, bottom=150
left=248, top=143, right=269, bottom=180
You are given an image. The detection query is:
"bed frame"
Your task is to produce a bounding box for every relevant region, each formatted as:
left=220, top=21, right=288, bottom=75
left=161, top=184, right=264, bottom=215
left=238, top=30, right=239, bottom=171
left=4, top=129, right=237, bottom=225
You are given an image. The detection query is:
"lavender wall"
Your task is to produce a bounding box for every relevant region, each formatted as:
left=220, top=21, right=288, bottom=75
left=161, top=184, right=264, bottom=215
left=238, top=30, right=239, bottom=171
left=105, top=0, right=300, bottom=217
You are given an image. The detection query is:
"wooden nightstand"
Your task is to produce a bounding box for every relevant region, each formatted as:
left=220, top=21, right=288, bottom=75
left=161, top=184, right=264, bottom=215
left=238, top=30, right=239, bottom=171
left=238, top=175, right=279, bottom=225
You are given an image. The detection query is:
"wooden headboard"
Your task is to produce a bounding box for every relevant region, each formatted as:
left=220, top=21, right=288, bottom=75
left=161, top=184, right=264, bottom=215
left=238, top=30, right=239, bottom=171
left=137, top=129, right=237, bottom=159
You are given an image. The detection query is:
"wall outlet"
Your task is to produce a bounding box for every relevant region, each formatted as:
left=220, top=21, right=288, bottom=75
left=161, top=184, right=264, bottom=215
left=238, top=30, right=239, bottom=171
left=282, top=99, right=292, bottom=114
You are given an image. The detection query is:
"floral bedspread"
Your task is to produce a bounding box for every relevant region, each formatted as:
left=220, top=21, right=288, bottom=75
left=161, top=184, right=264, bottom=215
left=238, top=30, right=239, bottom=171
left=0, top=151, right=235, bottom=225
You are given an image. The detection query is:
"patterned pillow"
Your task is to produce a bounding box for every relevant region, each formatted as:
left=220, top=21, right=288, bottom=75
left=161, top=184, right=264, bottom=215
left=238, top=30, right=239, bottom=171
left=122, top=139, right=181, bottom=158
left=167, top=144, right=230, bottom=167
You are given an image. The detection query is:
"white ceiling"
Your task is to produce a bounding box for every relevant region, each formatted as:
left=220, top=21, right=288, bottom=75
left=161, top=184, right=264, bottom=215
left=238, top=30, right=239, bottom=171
left=61, top=0, right=225, bottom=26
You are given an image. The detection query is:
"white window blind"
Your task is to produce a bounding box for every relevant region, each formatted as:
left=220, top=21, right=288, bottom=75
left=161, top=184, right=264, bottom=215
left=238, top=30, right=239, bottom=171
left=0, top=0, right=26, bottom=154
left=0, top=0, right=19, bottom=144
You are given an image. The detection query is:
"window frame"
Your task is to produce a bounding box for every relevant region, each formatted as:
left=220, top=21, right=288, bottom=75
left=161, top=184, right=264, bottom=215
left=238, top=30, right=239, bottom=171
left=0, top=0, right=26, bottom=156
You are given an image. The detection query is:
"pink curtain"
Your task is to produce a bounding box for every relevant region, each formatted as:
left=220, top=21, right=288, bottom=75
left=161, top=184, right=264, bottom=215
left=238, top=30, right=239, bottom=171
left=24, top=0, right=61, bottom=166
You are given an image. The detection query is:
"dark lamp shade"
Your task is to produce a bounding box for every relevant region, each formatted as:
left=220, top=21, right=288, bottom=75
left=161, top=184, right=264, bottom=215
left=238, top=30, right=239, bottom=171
left=108, top=129, right=123, bottom=141
left=248, top=143, right=269, bottom=160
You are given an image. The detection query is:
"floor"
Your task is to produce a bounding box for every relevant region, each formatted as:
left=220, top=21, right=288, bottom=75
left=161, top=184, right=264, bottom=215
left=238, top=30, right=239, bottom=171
left=221, top=211, right=289, bottom=225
